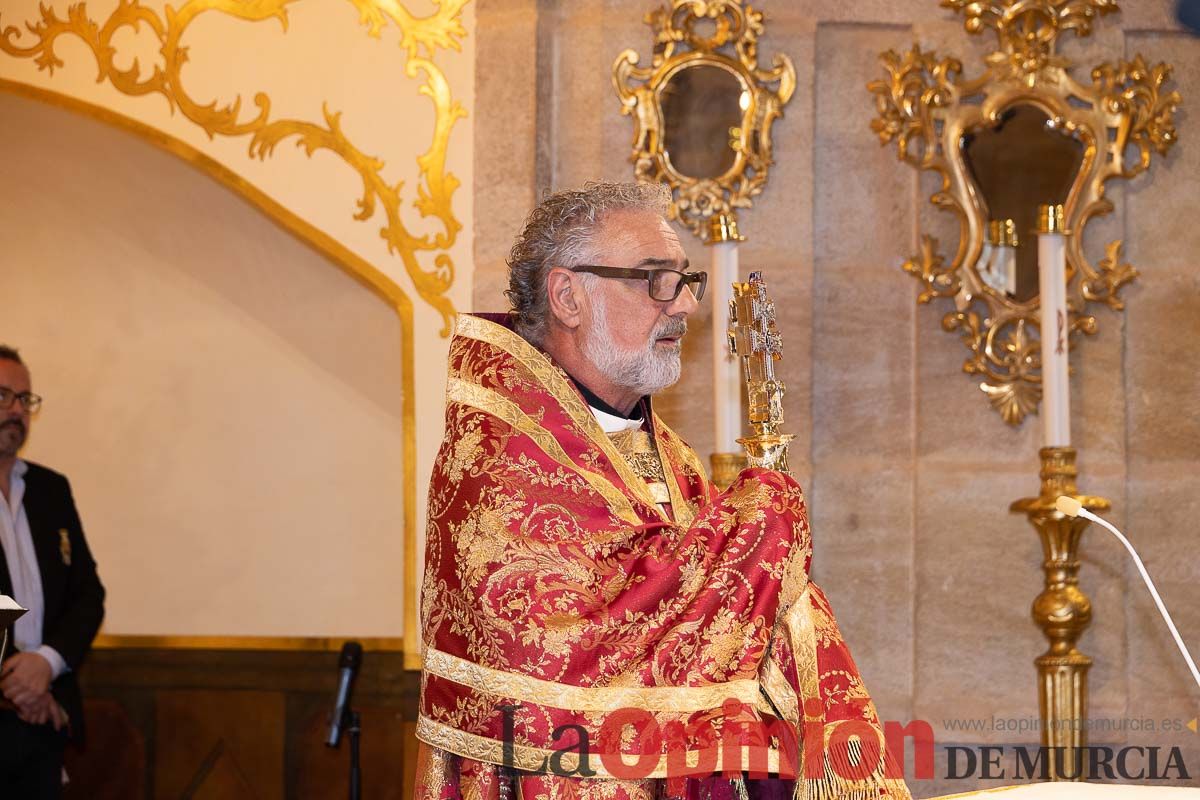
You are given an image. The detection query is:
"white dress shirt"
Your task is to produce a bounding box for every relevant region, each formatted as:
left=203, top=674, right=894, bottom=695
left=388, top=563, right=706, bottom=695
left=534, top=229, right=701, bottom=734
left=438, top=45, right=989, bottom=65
left=0, top=459, right=68, bottom=678
left=591, top=405, right=645, bottom=434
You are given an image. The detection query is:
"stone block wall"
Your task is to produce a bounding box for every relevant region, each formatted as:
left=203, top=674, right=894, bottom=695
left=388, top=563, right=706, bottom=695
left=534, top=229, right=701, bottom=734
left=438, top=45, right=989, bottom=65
left=472, top=2, right=1199, bottom=793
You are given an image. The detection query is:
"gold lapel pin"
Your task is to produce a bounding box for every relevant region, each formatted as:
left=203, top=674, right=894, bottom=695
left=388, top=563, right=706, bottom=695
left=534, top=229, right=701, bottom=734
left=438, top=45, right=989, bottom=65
left=59, top=529, right=71, bottom=566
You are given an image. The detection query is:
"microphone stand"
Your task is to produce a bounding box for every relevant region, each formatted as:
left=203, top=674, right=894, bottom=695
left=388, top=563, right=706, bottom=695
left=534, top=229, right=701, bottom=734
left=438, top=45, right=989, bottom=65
left=344, top=708, right=362, bottom=800
left=326, top=640, right=364, bottom=798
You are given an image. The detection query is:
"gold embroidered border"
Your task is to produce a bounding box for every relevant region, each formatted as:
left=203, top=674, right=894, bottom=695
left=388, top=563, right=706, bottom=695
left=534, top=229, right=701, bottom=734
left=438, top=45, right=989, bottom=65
left=669, top=422, right=713, bottom=487
left=786, top=586, right=821, bottom=721
left=781, top=586, right=914, bottom=800
left=651, top=415, right=706, bottom=528
left=761, top=656, right=800, bottom=727
left=424, top=647, right=767, bottom=713
left=416, top=715, right=784, bottom=778
left=446, top=377, right=639, bottom=525
left=455, top=315, right=664, bottom=518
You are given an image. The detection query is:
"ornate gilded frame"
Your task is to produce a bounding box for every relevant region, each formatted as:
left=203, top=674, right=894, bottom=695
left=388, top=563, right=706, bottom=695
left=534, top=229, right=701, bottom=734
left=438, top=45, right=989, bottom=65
left=868, top=0, right=1180, bottom=424
left=613, top=0, right=795, bottom=240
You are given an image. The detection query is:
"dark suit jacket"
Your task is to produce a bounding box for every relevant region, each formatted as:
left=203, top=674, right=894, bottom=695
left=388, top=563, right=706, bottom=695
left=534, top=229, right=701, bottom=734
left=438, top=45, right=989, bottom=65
left=0, top=461, right=106, bottom=741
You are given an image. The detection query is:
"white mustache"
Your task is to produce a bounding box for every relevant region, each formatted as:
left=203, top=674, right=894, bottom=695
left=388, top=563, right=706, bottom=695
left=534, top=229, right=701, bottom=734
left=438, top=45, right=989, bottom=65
left=653, top=319, right=688, bottom=340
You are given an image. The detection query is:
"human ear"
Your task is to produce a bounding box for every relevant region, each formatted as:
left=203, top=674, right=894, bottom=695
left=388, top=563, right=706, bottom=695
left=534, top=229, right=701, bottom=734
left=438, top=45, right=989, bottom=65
left=546, top=268, right=584, bottom=330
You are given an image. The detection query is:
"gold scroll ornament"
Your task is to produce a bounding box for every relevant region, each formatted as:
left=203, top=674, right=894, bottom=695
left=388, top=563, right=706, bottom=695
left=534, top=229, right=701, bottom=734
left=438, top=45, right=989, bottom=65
left=728, top=271, right=792, bottom=473
left=0, top=0, right=469, bottom=335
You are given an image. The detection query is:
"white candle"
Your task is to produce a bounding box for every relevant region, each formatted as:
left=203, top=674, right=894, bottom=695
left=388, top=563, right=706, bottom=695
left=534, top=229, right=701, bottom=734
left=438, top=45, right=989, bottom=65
left=1003, top=243, right=1018, bottom=296
left=1037, top=204, right=1070, bottom=447
left=710, top=233, right=742, bottom=454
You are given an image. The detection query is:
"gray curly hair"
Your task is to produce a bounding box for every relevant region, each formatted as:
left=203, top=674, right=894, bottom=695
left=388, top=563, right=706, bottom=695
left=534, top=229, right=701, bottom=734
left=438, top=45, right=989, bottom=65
left=505, top=181, right=672, bottom=345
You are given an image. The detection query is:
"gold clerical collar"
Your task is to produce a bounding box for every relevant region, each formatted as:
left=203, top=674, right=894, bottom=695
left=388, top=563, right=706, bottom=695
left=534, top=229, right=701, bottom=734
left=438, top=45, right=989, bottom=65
left=606, top=429, right=671, bottom=506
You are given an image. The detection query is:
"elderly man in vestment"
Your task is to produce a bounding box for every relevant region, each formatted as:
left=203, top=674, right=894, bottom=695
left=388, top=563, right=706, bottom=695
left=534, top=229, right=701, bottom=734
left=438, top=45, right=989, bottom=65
left=414, top=183, right=910, bottom=800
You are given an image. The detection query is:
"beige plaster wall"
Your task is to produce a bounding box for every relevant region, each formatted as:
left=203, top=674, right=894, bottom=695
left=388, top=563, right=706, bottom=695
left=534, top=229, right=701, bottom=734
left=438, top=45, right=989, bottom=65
left=473, top=1, right=1199, bottom=793
left=0, top=0, right=478, bottom=658
left=0, top=0, right=477, bottom=583
left=2, top=93, right=407, bottom=638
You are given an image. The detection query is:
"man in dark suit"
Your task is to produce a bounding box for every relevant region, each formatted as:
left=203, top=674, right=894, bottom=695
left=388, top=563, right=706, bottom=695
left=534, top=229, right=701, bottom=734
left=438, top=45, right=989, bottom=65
left=0, top=345, right=106, bottom=798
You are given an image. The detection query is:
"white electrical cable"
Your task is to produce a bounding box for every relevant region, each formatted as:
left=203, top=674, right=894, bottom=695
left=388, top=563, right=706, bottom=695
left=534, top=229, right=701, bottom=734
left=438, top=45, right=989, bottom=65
left=1056, top=496, right=1200, bottom=692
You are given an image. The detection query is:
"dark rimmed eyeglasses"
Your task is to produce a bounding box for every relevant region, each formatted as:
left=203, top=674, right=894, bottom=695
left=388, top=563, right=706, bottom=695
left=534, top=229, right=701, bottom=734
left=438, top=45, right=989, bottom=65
left=570, top=265, right=708, bottom=302
left=0, top=386, right=42, bottom=413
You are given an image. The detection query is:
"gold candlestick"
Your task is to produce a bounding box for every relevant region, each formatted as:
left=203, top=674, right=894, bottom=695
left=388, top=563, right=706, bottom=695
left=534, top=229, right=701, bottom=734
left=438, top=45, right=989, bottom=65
left=709, top=452, right=748, bottom=489
left=1011, top=446, right=1110, bottom=779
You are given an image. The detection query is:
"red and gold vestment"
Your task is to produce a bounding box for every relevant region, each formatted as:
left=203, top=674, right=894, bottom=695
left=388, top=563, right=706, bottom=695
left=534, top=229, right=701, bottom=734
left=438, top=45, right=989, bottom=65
left=415, top=314, right=911, bottom=800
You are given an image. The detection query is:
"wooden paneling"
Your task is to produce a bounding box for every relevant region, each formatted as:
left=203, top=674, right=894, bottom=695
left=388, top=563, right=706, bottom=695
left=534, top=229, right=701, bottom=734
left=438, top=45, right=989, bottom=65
left=63, top=698, right=146, bottom=800
left=69, top=648, right=420, bottom=799
left=154, top=690, right=285, bottom=800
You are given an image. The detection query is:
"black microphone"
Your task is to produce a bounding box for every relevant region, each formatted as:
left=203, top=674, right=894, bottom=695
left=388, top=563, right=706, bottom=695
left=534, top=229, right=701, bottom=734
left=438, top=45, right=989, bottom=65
left=325, top=641, right=363, bottom=747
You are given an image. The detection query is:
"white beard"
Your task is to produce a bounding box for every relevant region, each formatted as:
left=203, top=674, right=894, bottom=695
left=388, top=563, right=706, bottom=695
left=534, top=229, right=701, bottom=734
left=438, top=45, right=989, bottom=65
left=582, top=292, right=684, bottom=397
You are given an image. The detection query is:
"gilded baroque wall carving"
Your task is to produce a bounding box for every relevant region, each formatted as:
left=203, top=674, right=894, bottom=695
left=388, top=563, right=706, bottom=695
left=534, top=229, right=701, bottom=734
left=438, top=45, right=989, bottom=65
left=868, top=0, right=1180, bottom=424
left=0, top=0, right=470, bottom=334
left=613, top=0, right=795, bottom=240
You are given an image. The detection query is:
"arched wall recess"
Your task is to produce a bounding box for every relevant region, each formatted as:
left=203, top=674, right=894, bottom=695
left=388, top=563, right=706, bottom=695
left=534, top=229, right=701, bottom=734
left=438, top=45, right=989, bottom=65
left=0, top=0, right=476, bottom=668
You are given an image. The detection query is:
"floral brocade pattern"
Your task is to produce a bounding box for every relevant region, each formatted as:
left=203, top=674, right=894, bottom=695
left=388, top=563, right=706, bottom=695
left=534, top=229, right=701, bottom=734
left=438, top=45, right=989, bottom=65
left=417, top=315, right=911, bottom=800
